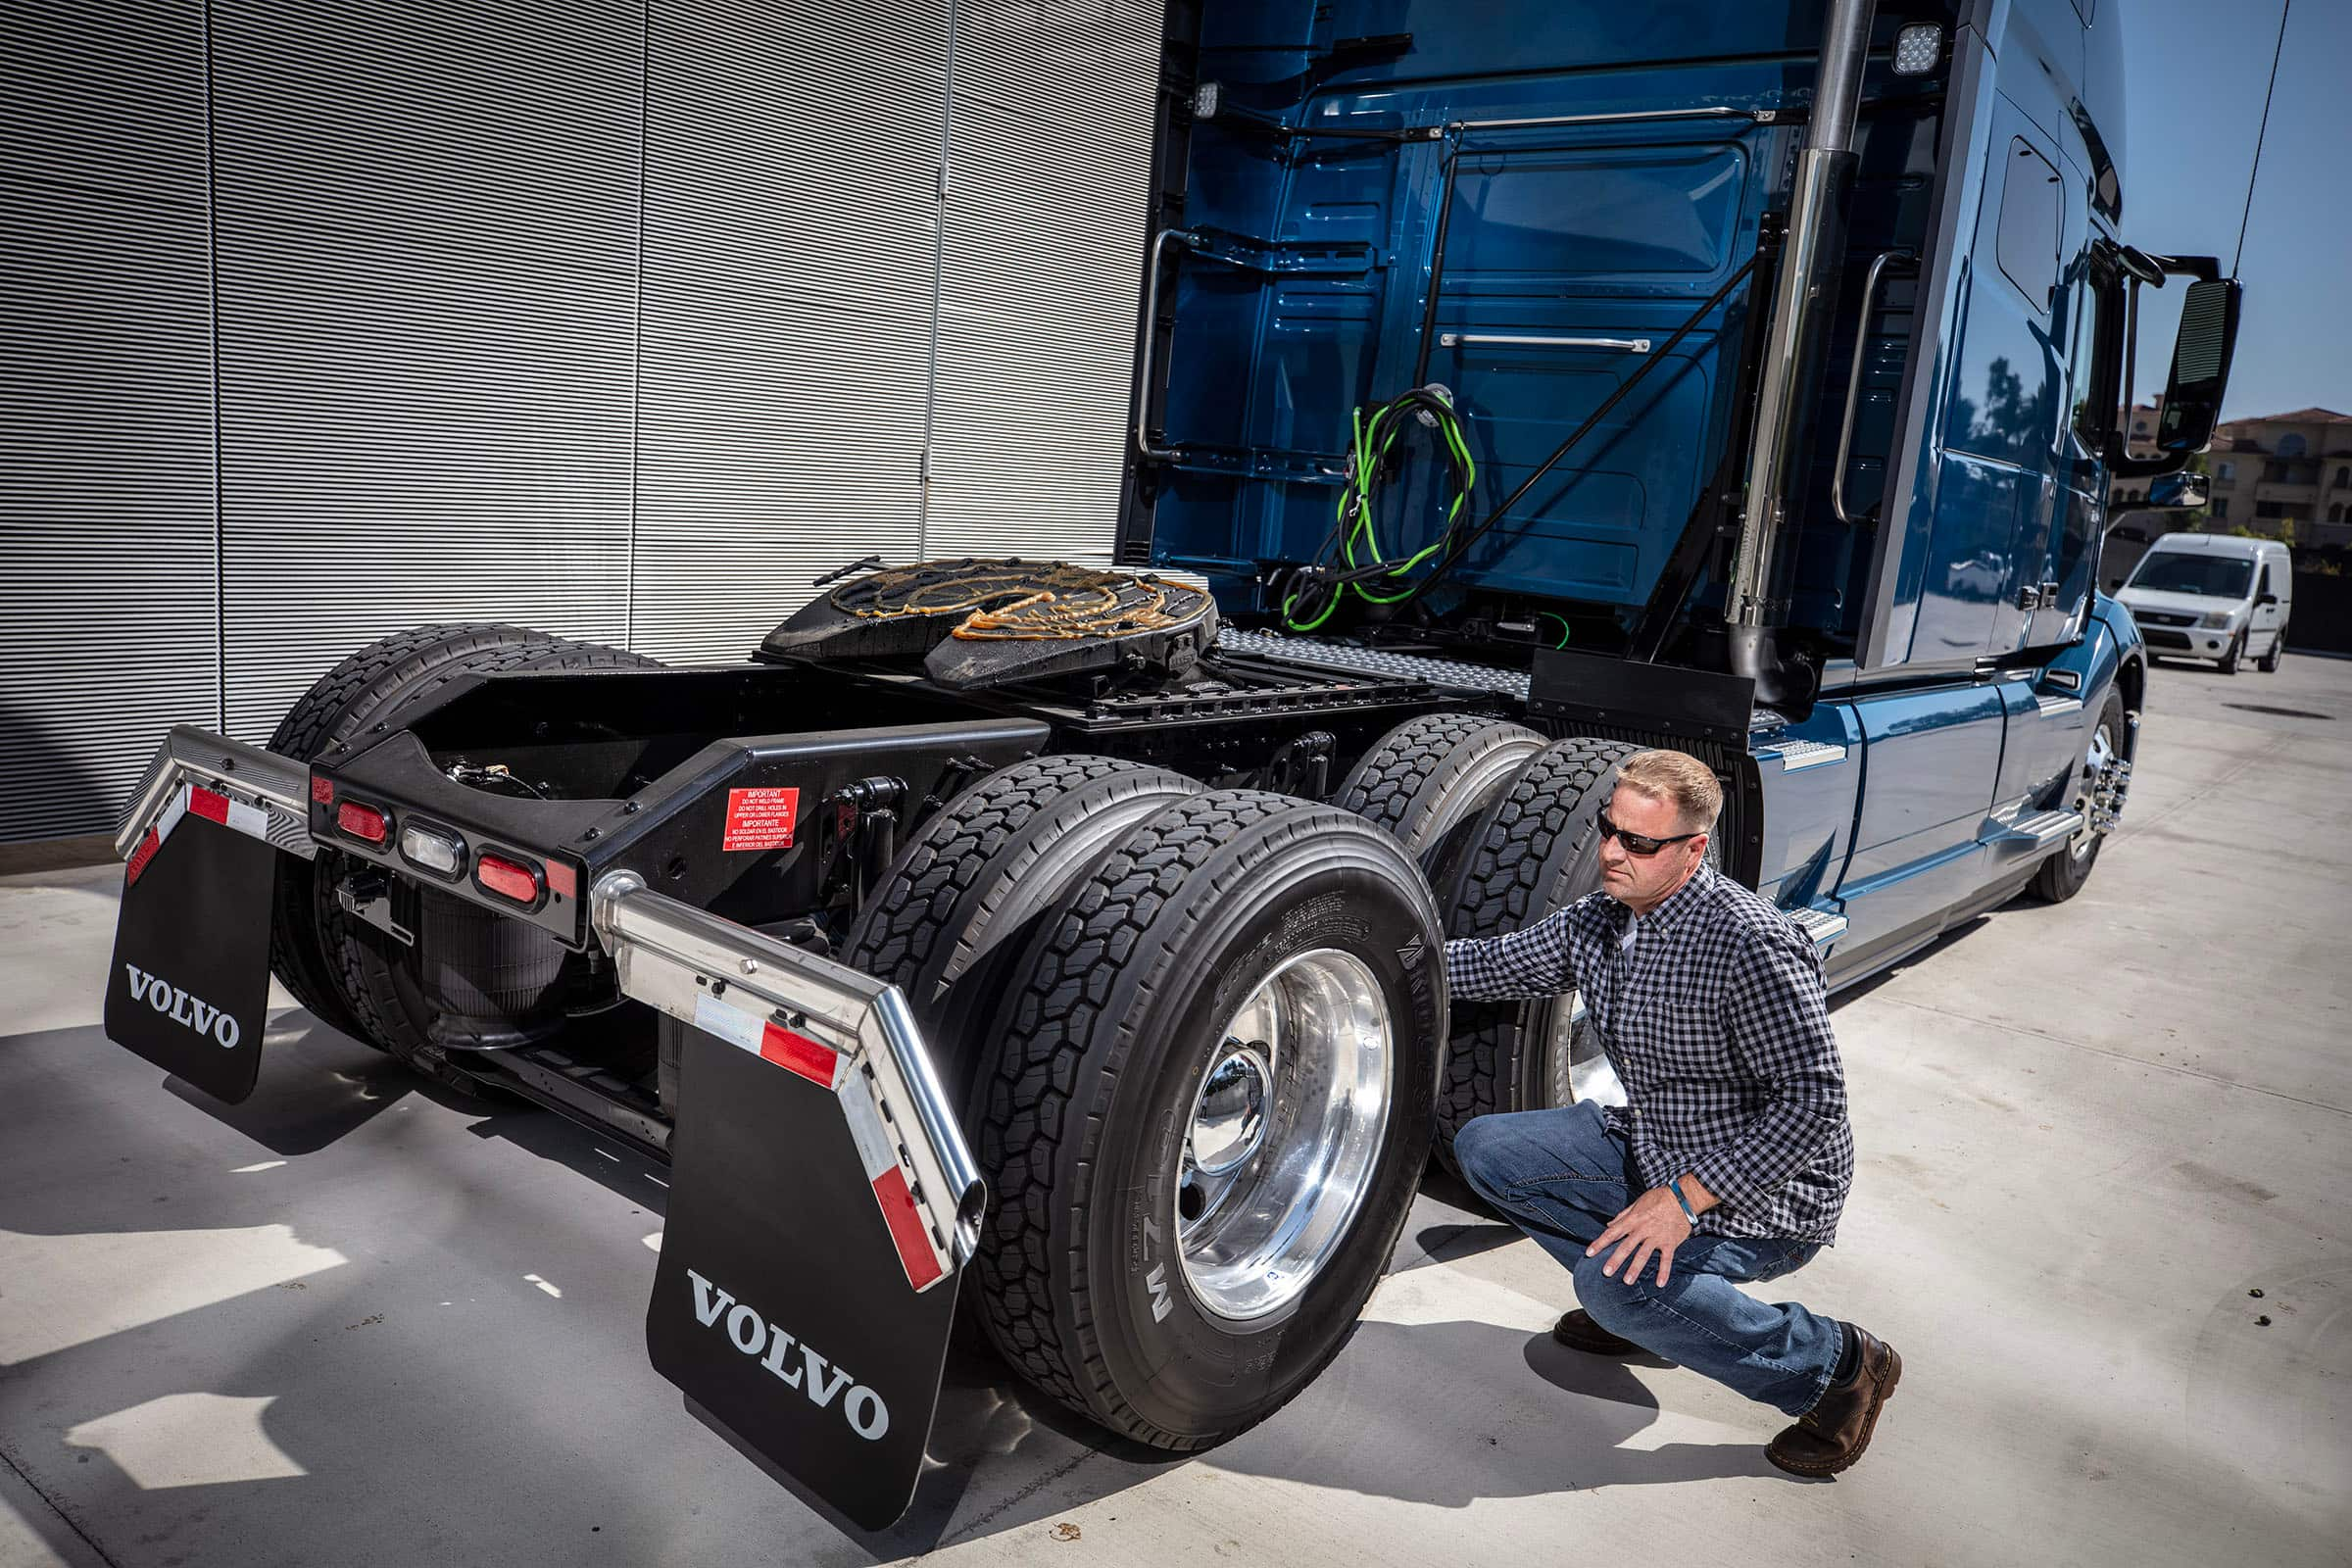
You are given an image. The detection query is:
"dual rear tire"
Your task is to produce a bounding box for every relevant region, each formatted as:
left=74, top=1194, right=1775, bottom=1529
left=846, top=758, right=1446, bottom=1448
left=850, top=716, right=1638, bottom=1446
left=1331, top=715, right=1646, bottom=1162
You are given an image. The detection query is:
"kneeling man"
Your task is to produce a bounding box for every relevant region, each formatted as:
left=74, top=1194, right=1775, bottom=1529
left=1447, top=749, right=1898, bottom=1475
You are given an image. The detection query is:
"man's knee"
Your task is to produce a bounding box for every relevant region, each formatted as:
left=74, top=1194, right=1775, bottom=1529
left=1573, top=1252, right=1653, bottom=1334
left=1449, top=1113, right=1517, bottom=1199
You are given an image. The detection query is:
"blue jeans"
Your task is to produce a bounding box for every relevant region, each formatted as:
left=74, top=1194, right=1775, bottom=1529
left=1452, top=1102, right=1842, bottom=1417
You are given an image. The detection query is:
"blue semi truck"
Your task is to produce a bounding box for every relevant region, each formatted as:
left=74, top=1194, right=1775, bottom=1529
left=102, top=0, right=2236, bottom=1529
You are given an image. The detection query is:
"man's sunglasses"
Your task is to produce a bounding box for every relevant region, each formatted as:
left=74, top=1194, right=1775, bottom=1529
left=1595, top=810, right=1703, bottom=858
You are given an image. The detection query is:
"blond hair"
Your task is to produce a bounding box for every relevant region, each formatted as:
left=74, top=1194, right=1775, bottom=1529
left=1613, top=749, right=1723, bottom=834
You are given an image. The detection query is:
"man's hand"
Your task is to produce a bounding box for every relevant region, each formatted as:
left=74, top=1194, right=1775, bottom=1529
left=1588, top=1187, right=1694, bottom=1287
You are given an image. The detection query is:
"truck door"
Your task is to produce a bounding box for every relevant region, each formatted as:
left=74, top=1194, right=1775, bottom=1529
left=2030, top=216, right=2117, bottom=651
left=1909, top=103, right=2068, bottom=667
left=1997, top=228, right=2121, bottom=805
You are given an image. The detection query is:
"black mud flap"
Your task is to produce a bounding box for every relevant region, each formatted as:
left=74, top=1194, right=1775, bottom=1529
left=103, top=809, right=277, bottom=1104
left=648, top=1022, right=961, bottom=1532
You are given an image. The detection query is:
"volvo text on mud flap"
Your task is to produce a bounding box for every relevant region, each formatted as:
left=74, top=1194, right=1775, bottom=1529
left=593, top=871, right=984, bottom=1528
left=103, top=729, right=317, bottom=1103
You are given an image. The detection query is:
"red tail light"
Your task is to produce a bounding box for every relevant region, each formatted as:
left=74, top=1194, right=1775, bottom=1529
left=336, top=800, right=390, bottom=844
left=474, top=853, right=543, bottom=906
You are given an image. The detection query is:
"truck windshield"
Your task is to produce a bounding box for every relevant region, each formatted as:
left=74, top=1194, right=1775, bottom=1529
left=2129, top=554, right=2253, bottom=598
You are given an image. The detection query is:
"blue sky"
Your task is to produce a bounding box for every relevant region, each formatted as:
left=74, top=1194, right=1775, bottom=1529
left=2118, top=0, right=2349, bottom=419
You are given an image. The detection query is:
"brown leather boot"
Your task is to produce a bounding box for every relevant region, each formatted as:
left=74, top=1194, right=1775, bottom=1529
left=1767, top=1324, right=1900, bottom=1476
left=1551, top=1308, right=1645, bottom=1357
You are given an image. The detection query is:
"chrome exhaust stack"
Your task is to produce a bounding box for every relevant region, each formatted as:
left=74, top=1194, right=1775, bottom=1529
left=1725, top=0, right=1877, bottom=710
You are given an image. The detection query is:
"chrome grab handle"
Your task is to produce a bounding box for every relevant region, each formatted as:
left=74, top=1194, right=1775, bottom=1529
left=1135, top=227, right=1202, bottom=462
left=1446, top=106, right=1758, bottom=132
left=1831, top=250, right=1916, bottom=526
left=1439, top=332, right=1651, bottom=353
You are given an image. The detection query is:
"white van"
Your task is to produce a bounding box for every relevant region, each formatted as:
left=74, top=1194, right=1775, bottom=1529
left=2116, top=532, right=2292, bottom=674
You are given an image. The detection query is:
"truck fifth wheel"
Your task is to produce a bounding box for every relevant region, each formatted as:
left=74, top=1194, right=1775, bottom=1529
left=99, top=0, right=2237, bottom=1532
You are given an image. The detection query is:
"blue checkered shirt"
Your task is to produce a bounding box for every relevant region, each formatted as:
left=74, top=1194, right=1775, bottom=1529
left=1446, top=862, right=1853, bottom=1244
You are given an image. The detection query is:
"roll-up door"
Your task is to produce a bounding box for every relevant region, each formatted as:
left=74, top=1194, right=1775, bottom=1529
left=921, top=0, right=1157, bottom=564
left=628, top=0, right=950, bottom=663
left=209, top=0, right=641, bottom=740
left=1, top=0, right=220, bottom=841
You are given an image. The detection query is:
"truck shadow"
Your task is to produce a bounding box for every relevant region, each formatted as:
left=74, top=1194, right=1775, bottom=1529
left=846, top=1313, right=1780, bottom=1556
left=459, top=1097, right=1782, bottom=1550
left=157, top=1011, right=426, bottom=1156
left=8, top=1016, right=1797, bottom=1562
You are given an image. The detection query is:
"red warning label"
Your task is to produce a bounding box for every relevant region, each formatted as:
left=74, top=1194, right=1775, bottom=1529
left=721, top=787, right=800, bottom=852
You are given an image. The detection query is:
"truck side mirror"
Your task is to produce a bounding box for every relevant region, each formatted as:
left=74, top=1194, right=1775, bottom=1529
left=2154, top=277, right=2241, bottom=454
left=2144, top=469, right=2209, bottom=510
left=2258, top=593, right=2279, bottom=607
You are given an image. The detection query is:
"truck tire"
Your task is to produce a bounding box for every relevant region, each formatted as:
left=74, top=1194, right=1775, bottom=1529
left=2217, top=632, right=2243, bottom=674
left=839, top=754, right=1202, bottom=1105
left=2257, top=631, right=2283, bottom=673
left=971, top=790, right=1444, bottom=1448
left=267, top=625, right=657, bottom=1086
left=2032, top=689, right=2127, bottom=904
left=1330, top=712, right=1544, bottom=905
left=1436, top=736, right=1643, bottom=1169
left=268, top=624, right=578, bottom=1040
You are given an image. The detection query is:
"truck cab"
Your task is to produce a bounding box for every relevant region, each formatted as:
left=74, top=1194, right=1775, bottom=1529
left=1126, top=0, right=2237, bottom=981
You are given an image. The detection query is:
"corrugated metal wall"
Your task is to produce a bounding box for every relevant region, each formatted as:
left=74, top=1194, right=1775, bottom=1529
left=210, top=0, right=643, bottom=738
left=0, top=0, right=1158, bottom=842
left=632, top=0, right=949, bottom=663
left=924, top=0, right=1157, bottom=563
left=2, top=0, right=221, bottom=843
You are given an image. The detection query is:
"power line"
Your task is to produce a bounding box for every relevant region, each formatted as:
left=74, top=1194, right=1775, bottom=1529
left=2232, top=0, right=2291, bottom=277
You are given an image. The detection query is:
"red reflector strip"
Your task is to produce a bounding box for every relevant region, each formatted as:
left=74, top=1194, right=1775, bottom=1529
left=474, top=855, right=539, bottom=904
left=124, top=827, right=162, bottom=889
left=310, top=773, right=335, bottom=806
left=757, top=1021, right=839, bottom=1087
left=685, top=989, right=952, bottom=1293
left=189, top=786, right=229, bottom=824
left=871, top=1166, right=946, bottom=1292
left=337, top=800, right=389, bottom=844
left=543, top=859, right=576, bottom=901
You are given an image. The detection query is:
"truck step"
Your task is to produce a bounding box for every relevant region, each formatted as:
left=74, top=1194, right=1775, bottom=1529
left=1988, top=808, right=2083, bottom=848
left=1754, top=737, right=1848, bottom=771
left=1785, top=906, right=1849, bottom=948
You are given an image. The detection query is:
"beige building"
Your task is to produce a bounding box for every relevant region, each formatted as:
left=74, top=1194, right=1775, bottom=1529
left=2111, top=403, right=2352, bottom=551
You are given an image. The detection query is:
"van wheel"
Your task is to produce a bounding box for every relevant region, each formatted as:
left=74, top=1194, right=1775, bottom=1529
left=969, top=790, right=1443, bottom=1447
left=2033, top=690, right=2127, bottom=904
left=2217, top=632, right=2244, bottom=674
left=2257, top=633, right=2283, bottom=674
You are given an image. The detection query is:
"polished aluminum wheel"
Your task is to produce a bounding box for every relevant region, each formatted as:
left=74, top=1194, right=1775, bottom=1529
left=1542, top=991, right=1627, bottom=1109
left=1176, top=948, right=1393, bottom=1321
left=1538, top=830, right=1719, bottom=1107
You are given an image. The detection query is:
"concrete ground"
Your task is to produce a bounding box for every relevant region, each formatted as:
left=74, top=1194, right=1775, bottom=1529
left=2, top=656, right=2347, bottom=1568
